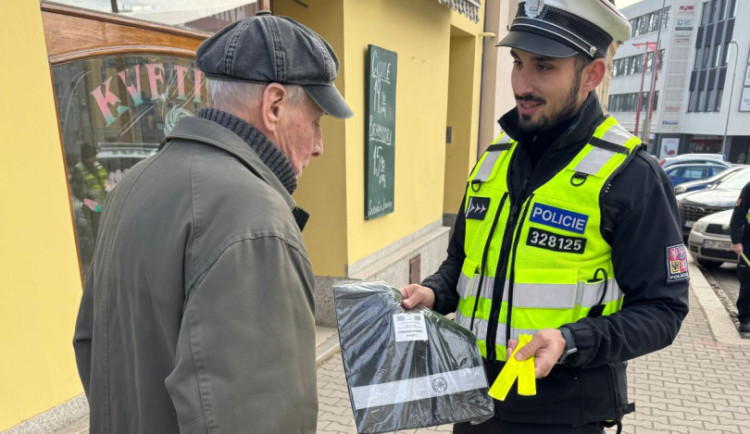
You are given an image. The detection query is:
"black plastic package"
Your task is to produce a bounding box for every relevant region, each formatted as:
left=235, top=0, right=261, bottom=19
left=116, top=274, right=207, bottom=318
left=334, top=281, right=494, bottom=433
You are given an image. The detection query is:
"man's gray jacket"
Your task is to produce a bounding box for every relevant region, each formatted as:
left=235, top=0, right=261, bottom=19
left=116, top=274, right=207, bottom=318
left=73, top=116, right=317, bottom=433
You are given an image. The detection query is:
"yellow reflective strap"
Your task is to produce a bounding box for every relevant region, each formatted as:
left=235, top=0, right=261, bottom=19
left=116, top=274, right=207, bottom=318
left=488, top=334, right=536, bottom=401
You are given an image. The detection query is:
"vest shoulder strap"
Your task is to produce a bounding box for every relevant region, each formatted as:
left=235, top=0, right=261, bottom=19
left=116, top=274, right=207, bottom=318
left=573, top=117, right=640, bottom=177
left=471, top=132, right=514, bottom=183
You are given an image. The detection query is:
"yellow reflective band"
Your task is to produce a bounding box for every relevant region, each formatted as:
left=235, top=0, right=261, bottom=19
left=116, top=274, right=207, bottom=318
left=488, top=334, right=536, bottom=400
left=741, top=253, right=750, bottom=267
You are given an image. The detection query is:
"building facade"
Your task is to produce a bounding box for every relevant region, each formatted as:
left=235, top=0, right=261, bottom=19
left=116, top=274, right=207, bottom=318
left=1, top=0, right=487, bottom=431
left=610, top=0, right=750, bottom=161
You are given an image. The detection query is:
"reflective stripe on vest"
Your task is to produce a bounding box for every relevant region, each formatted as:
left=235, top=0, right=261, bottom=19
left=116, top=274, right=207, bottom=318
left=457, top=117, right=640, bottom=360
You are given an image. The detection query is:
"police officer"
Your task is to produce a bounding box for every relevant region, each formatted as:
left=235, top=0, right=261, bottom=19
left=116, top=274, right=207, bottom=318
left=730, top=182, right=750, bottom=333
left=400, top=1, right=689, bottom=432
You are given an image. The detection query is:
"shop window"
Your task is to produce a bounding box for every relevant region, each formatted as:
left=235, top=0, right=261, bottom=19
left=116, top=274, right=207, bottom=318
left=52, top=54, right=207, bottom=273
left=43, top=0, right=262, bottom=33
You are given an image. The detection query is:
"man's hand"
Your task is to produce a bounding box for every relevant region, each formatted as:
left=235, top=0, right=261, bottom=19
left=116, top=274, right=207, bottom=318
left=399, top=284, right=436, bottom=310
left=732, top=243, right=744, bottom=255
left=507, top=329, right=566, bottom=379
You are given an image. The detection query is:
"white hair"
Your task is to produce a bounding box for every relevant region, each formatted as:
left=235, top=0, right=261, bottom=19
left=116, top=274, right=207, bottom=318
left=206, top=78, right=308, bottom=110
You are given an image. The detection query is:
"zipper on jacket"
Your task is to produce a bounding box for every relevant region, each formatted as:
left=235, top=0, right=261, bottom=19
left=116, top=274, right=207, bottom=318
left=505, top=195, right=535, bottom=344
left=485, top=180, right=530, bottom=363
left=470, top=193, right=508, bottom=331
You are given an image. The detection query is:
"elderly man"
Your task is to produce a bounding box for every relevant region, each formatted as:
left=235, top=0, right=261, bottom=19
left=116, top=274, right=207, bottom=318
left=401, top=1, right=688, bottom=433
left=73, top=11, right=352, bottom=433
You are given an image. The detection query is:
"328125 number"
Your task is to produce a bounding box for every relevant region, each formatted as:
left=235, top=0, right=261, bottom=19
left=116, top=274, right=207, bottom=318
left=527, top=227, right=586, bottom=254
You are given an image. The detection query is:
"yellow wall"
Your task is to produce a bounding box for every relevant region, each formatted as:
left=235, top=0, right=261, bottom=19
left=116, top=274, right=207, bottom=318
left=444, top=23, right=484, bottom=215
left=342, top=0, right=452, bottom=265
left=277, top=0, right=468, bottom=274
left=274, top=0, right=349, bottom=276
left=0, top=2, right=84, bottom=430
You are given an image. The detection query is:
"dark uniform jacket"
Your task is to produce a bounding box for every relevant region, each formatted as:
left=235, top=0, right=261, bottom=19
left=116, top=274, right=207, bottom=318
left=422, top=94, right=689, bottom=425
left=730, top=183, right=750, bottom=246
left=73, top=116, right=317, bottom=433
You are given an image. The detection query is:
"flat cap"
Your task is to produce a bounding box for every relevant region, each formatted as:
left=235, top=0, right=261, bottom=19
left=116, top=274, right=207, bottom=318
left=498, top=0, right=631, bottom=58
left=196, top=11, right=353, bottom=119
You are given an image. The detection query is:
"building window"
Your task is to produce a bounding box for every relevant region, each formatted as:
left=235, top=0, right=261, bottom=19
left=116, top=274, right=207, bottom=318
left=695, top=47, right=704, bottom=69
left=661, top=7, right=671, bottom=30
left=706, top=89, right=716, bottom=111
left=729, top=0, right=739, bottom=17
left=688, top=90, right=699, bottom=112
left=712, top=0, right=722, bottom=22
left=613, top=50, right=665, bottom=78
left=629, top=6, right=671, bottom=38
left=722, top=42, right=732, bottom=65
left=701, top=2, right=711, bottom=25
left=699, top=87, right=710, bottom=111
left=51, top=54, right=208, bottom=273
left=713, top=43, right=723, bottom=67
left=607, top=91, right=659, bottom=113
left=715, top=89, right=723, bottom=111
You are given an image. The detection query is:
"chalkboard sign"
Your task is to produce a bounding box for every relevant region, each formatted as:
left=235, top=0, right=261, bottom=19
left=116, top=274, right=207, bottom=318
left=365, top=45, right=397, bottom=219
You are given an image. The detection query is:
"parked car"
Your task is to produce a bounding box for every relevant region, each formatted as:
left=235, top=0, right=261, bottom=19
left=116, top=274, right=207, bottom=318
left=664, top=161, right=730, bottom=186
left=687, top=210, right=736, bottom=268
left=674, top=165, right=746, bottom=194
left=677, top=166, right=750, bottom=237
left=660, top=153, right=726, bottom=169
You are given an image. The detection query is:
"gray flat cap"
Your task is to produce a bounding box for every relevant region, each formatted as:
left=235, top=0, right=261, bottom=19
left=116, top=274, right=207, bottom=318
left=196, top=11, right=353, bottom=119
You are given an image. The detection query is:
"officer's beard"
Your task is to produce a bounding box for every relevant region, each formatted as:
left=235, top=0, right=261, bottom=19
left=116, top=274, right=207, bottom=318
left=517, top=74, right=581, bottom=133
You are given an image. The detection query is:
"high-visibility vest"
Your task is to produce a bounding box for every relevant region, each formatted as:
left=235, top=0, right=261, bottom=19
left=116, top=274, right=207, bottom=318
left=75, top=161, right=108, bottom=203
left=456, top=116, right=641, bottom=361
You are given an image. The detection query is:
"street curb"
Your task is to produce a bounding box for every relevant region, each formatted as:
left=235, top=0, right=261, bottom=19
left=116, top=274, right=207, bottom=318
left=316, top=332, right=341, bottom=367
left=688, top=260, right=749, bottom=346
left=1, top=395, right=88, bottom=434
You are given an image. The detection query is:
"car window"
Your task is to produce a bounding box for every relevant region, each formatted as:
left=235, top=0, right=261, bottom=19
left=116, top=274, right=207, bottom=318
left=667, top=167, right=684, bottom=176
left=685, top=167, right=706, bottom=179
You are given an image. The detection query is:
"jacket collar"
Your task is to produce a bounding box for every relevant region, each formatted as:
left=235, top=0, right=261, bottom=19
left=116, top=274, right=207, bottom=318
left=166, top=116, right=309, bottom=231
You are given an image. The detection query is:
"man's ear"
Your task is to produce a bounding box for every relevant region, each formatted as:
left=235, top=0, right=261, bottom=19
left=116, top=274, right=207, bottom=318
left=261, top=83, right=287, bottom=133
left=581, top=58, right=607, bottom=94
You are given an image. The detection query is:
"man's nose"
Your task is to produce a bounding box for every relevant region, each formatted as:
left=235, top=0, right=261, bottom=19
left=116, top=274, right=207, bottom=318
left=313, top=136, right=324, bottom=157
left=513, top=70, right=534, bottom=96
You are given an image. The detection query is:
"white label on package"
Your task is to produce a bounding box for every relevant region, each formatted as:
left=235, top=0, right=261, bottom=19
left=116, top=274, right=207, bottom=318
left=350, top=367, right=488, bottom=410
left=393, top=312, right=428, bottom=342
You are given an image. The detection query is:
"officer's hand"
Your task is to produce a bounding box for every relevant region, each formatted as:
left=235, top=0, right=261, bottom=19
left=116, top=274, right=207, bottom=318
left=513, top=329, right=566, bottom=379
left=732, top=243, right=744, bottom=255
left=506, top=339, right=518, bottom=360
left=400, top=284, right=435, bottom=310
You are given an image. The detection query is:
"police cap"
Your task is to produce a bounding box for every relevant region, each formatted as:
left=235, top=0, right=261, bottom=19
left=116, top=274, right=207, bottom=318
left=497, top=0, right=631, bottom=59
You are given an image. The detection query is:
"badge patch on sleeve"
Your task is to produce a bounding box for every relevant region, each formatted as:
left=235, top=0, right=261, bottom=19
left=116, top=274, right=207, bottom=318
left=466, top=197, right=491, bottom=220
left=666, top=244, right=689, bottom=283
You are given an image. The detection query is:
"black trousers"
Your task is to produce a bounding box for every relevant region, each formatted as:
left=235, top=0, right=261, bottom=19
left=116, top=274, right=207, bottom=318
left=737, top=248, right=750, bottom=324
left=453, top=419, right=605, bottom=434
